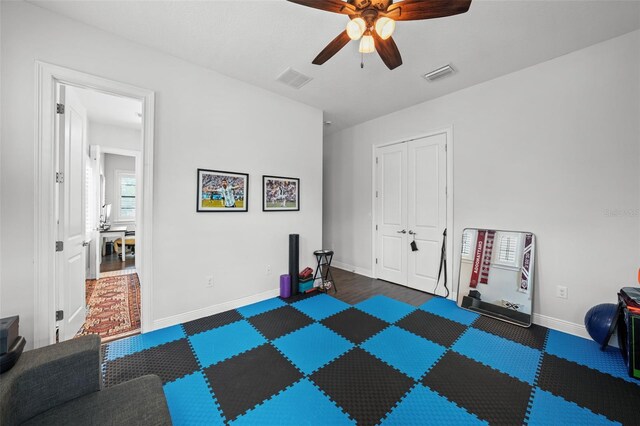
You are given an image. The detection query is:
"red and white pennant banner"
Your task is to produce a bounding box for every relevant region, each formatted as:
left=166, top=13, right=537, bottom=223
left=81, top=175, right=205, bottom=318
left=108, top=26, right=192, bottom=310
left=519, top=233, right=533, bottom=294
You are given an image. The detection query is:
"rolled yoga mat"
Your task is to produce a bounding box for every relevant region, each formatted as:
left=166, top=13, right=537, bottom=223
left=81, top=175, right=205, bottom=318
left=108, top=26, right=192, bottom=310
left=289, top=234, right=299, bottom=296
left=280, top=274, right=291, bottom=299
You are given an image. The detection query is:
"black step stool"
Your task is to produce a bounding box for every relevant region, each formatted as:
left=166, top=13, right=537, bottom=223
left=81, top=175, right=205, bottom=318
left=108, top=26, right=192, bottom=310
left=312, top=250, right=337, bottom=293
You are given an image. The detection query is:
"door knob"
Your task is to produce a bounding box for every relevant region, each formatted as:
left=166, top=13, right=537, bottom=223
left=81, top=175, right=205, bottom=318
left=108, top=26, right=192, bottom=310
left=82, top=241, right=90, bottom=247
left=408, top=230, right=417, bottom=235
left=397, top=230, right=407, bottom=234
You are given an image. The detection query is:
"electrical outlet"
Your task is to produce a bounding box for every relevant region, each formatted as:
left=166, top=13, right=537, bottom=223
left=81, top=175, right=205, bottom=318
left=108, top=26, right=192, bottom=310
left=556, top=285, right=568, bottom=299
left=206, top=275, right=214, bottom=288
left=266, top=265, right=272, bottom=275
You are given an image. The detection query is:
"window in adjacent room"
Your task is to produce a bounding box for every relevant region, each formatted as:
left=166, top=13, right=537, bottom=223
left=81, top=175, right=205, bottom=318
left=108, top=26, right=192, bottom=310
left=116, top=170, right=136, bottom=222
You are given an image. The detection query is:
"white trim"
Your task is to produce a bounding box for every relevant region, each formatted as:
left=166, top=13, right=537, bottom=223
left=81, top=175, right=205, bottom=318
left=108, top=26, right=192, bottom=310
left=532, top=312, right=592, bottom=341
left=152, top=289, right=280, bottom=330
left=370, top=127, right=455, bottom=301
left=34, top=61, right=155, bottom=348
left=332, top=261, right=374, bottom=278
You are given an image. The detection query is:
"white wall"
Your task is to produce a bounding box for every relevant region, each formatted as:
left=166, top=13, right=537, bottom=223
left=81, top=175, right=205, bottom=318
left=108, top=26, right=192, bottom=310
left=89, top=121, right=141, bottom=152
left=324, top=30, right=640, bottom=332
left=0, top=1, right=322, bottom=347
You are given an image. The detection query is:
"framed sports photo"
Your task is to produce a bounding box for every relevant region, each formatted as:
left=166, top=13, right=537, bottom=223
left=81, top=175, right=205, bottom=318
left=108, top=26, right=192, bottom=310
left=263, top=176, right=300, bottom=211
left=197, top=169, right=249, bottom=212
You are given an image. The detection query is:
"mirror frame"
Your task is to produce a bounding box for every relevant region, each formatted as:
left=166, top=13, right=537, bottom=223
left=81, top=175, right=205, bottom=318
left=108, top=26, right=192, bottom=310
left=456, top=228, right=536, bottom=328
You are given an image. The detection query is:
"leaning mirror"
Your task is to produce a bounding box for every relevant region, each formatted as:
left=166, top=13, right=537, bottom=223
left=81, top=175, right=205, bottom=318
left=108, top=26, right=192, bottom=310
left=457, top=228, right=536, bottom=327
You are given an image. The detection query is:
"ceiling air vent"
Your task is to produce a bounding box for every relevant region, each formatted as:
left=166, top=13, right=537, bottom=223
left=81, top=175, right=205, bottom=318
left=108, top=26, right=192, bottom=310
left=423, top=64, right=455, bottom=82
left=276, top=67, right=313, bottom=89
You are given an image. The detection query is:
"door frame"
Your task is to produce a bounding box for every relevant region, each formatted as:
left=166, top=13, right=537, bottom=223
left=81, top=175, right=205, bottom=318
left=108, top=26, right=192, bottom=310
left=371, top=127, right=455, bottom=300
left=34, top=61, right=155, bottom=348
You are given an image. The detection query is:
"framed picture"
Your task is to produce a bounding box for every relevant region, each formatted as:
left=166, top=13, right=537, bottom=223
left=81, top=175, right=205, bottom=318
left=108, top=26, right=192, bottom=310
left=263, top=175, right=300, bottom=211
left=197, top=169, right=249, bottom=212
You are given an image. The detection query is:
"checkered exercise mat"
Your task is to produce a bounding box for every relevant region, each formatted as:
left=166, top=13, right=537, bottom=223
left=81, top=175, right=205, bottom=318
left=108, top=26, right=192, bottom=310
left=102, top=293, right=640, bottom=425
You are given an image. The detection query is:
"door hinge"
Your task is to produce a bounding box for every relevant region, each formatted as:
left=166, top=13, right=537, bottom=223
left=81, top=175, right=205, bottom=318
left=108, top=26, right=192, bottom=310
left=56, top=172, right=64, bottom=183
left=55, top=310, right=64, bottom=321
left=445, top=144, right=447, bottom=152
left=56, top=103, right=65, bottom=114
left=375, top=224, right=378, bottom=231
left=375, top=191, right=378, bottom=198
left=375, top=258, right=378, bottom=264
left=376, top=157, right=378, bottom=164
left=55, top=241, right=64, bottom=252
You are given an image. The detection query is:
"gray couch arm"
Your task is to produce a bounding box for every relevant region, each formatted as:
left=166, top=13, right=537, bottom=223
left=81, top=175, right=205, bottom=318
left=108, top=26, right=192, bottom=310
left=0, top=335, right=102, bottom=426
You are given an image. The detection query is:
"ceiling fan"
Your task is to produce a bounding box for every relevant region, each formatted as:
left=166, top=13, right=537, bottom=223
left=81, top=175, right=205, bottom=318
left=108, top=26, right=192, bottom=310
left=287, top=0, right=472, bottom=70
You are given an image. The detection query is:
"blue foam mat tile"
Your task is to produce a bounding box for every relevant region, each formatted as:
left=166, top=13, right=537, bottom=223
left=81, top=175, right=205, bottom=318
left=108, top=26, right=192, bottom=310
left=189, top=320, right=266, bottom=368
left=292, top=294, right=350, bottom=321
left=105, top=325, right=186, bottom=361
left=355, top=295, right=416, bottom=323
left=237, top=297, right=286, bottom=318
left=545, top=329, right=633, bottom=382
left=163, top=371, right=225, bottom=425
left=380, top=385, right=488, bottom=426
left=273, top=323, right=353, bottom=375
left=452, top=328, right=541, bottom=384
left=361, top=326, right=446, bottom=380
left=526, top=388, right=620, bottom=426
left=419, top=298, right=479, bottom=326
left=230, top=379, right=355, bottom=426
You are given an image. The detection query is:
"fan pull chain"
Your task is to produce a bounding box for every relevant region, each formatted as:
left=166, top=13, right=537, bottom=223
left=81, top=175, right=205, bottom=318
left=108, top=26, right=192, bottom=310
left=361, top=52, right=364, bottom=69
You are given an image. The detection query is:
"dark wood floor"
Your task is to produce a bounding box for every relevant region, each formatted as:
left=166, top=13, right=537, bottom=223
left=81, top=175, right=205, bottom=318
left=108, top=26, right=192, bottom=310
left=328, top=267, right=434, bottom=306
left=100, top=254, right=135, bottom=273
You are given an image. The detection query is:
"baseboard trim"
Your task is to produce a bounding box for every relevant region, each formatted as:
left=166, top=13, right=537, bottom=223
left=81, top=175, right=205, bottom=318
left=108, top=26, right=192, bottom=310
left=532, top=312, right=590, bottom=340
left=332, top=261, right=374, bottom=278
left=152, top=288, right=280, bottom=330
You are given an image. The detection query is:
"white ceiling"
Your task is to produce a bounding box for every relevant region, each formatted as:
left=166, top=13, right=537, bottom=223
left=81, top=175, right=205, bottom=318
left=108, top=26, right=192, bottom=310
left=68, top=86, right=142, bottom=129
left=30, top=0, right=640, bottom=134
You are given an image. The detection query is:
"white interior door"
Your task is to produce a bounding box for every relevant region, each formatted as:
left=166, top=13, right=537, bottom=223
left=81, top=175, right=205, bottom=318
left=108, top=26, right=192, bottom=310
left=407, top=134, right=447, bottom=294
left=375, top=133, right=447, bottom=293
left=375, top=143, right=407, bottom=285
left=56, top=85, right=88, bottom=340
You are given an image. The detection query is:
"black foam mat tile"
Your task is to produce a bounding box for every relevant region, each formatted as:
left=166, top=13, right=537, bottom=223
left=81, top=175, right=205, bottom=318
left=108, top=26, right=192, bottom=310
left=423, top=351, right=532, bottom=425
left=537, top=353, right=640, bottom=425
left=248, top=305, right=314, bottom=340
left=182, top=309, right=243, bottom=336
left=204, top=343, right=303, bottom=421
left=397, top=310, right=467, bottom=348
left=103, top=338, right=199, bottom=387
left=472, top=316, right=548, bottom=349
left=310, top=348, right=414, bottom=426
left=281, top=291, right=321, bottom=304
left=321, top=307, right=390, bottom=344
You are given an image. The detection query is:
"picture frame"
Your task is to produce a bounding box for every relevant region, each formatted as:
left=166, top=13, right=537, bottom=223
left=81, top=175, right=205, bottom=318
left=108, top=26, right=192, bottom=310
left=262, top=175, right=300, bottom=211
left=197, top=169, right=249, bottom=212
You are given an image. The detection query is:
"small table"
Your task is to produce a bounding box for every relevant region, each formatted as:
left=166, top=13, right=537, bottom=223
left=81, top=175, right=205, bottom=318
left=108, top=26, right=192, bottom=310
left=312, top=250, right=337, bottom=293
left=100, top=226, right=128, bottom=262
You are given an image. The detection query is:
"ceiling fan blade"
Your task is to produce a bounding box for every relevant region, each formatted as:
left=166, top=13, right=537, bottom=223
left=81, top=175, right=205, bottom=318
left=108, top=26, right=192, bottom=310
left=287, top=0, right=356, bottom=15
left=312, top=30, right=352, bottom=65
left=372, top=32, right=402, bottom=70
left=386, top=0, right=471, bottom=21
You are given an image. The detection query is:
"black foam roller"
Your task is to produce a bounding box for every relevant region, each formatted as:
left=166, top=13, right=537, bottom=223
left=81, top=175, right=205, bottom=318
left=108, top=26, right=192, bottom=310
left=289, top=234, right=299, bottom=295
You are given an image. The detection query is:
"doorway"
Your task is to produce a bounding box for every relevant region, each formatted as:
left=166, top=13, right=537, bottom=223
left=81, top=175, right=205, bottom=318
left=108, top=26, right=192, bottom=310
left=373, top=130, right=453, bottom=297
left=56, top=85, right=144, bottom=343
left=34, top=62, right=155, bottom=348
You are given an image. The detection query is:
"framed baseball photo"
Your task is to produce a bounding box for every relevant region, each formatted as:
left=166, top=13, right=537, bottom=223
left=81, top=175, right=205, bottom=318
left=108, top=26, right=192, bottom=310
left=263, top=176, right=300, bottom=211
left=197, top=169, right=249, bottom=212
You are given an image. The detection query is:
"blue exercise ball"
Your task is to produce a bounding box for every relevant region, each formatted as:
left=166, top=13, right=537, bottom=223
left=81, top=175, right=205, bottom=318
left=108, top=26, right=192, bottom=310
left=584, top=303, right=618, bottom=348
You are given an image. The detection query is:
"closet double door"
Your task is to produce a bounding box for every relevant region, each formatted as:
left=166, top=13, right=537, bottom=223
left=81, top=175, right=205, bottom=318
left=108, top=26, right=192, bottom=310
left=375, top=132, right=447, bottom=294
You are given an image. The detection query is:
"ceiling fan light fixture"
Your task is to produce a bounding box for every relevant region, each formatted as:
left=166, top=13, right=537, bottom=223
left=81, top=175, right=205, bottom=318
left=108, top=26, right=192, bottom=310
left=346, top=17, right=366, bottom=40
left=375, top=17, right=395, bottom=40
left=359, top=33, right=375, bottom=54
